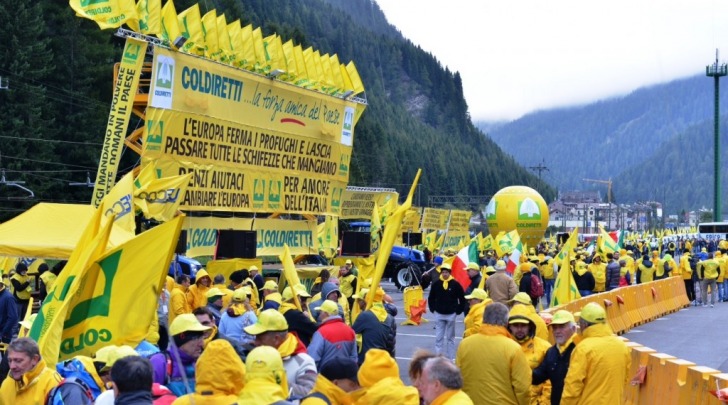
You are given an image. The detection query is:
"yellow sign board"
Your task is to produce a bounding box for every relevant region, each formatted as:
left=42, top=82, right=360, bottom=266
left=449, top=210, right=472, bottom=232
left=338, top=189, right=399, bottom=219
left=421, top=207, right=450, bottom=231
left=401, top=207, right=423, bottom=232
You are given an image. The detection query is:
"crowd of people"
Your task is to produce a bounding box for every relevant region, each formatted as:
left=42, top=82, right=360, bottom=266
left=0, top=235, right=722, bottom=404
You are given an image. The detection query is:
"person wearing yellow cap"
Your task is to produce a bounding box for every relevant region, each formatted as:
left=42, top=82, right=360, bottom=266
left=485, top=259, right=518, bottom=304
left=463, top=289, right=492, bottom=338
left=280, top=285, right=318, bottom=346
left=533, top=310, right=578, bottom=405
left=248, top=265, right=265, bottom=296
left=204, top=287, right=226, bottom=326
left=456, top=303, right=530, bottom=405
left=174, top=339, right=246, bottom=405
left=186, top=269, right=212, bottom=311
left=238, top=345, right=292, bottom=404
left=572, top=262, right=595, bottom=297
left=355, top=349, right=419, bottom=404
left=219, top=286, right=258, bottom=346
left=149, top=313, right=211, bottom=396
left=561, top=303, right=630, bottom=405
left=418, top=356, right=474, bottom=405
left=508, top=292, right=549, bottom=341
left=308, top=300, right=357, bottom=370
left=244, top=309, right=317, bottom=397
left=211, top=273, right=234, bottom=309
left=262, top=279, right=280, bottom=299
left=428, top=263, right=466, bottom=360
left=508, top=305, right=551, bottom=405
left=0, top=337, right=61, bottom=404
left=351, top=287, right=397, bottom=365
left=338, top=263, right=357, bottom=310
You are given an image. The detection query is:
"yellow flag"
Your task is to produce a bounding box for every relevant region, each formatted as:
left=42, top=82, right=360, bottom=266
left=281, top=40, right=296, bottom=81
left=99, top=172, right=137, bottom=243
left=303, top=47, right=319, bottom=89
left=240, top=24, right=256, bottom=70
left=133, top=171, right=192, bottom=222
left=279, top=244, right=303, bottom=311
left=216, top=14, right=232, bottom=64
left=424, top=231, right=437, bottom=251
left=294, top=45, right=309, bottom=87
left=346, top=61, right=365, bottom=95
left=252, top=27, right=266, bottom=73
left=313, top=50, right=326, bottom=92
left=263, top=34, right=285, bottom=75
left=316, top=215, right=338, bottom=258
left=320, top=54, right=335, bottom=94
left=159, top=0, right=180, bottom=43
left=128, top=0, right=160, bottom=34
left=367, top=169, right=422, bottom=309
left=434, top=232, right=445, bottom=251
left=329, top=54, right=344, bottom=93
left=30, top=205, right=114, bottom=365
left=227, top=20, right=243, bottom=67
left=58, top=215, right=183, bottom=360
left=70, top=0, right=137, bottom=30
left=555, top=228, right=579, bottom=265
left=339, top=63, right=354, bottom=93
left=177, top=4, right=204, bottom=55
left=201, top=10, right=220, bottom=60
left=370, top=203, right=382, bottom=254
left=550, top=250, right=581, bottom=307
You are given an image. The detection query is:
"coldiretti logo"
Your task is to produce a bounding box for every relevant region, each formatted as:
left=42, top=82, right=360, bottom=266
left=122, top=41, right=142, bottom=64
left=517, top=198, right=541, bottom=220
left=268, top=180, right=281, bottom=209
left=253, top=179, right=266, bottom=209
left=156, top=58, right=174, bottom=89
left=485, top=200, right=497, bottom=220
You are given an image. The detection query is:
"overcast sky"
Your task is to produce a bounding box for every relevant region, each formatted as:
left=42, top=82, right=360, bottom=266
left=376, top=0, right=728, bottom=121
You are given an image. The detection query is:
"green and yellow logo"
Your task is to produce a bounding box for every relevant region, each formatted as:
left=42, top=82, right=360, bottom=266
left=145, top=120, right=164, bottom=152
left=485, top=200, right=497, bottom=220
left=339, top=154, right=349, bottom=176
left=517, top=198, right=541, bottom=220
left=80, top=0, right=108, bottom=7
left=253, top=179, right=266, bottom=209
left=155, top=59, right=174, bottom=89
left=268, top=180, right=281, bottom=209
left=331, top=187, right=343, bottom=210
left=122, top=42, right=143, bottom=64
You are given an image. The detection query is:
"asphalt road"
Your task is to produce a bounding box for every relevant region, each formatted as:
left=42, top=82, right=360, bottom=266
left=381, top=280, right=728, bottom=384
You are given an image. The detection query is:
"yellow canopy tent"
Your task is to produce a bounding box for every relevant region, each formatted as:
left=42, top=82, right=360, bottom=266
left=0, top=203, right=103, bottom=259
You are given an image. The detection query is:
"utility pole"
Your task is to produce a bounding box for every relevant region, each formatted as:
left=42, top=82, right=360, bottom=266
left=706, top=49, right=727, bottom=221
left=528, top=159, right=549, bottom=180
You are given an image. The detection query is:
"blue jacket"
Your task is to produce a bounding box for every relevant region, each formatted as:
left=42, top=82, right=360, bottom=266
left=0, top=287, right=18, bottom=343
left=307, top=316, right=357, bottom=369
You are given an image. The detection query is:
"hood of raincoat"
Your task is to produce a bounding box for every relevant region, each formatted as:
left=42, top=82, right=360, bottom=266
left=194, top=339, right=245, bottom=396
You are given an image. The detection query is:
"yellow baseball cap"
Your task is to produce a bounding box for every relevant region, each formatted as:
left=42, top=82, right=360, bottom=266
left=205, top=288, right=225, bottom=298
left=440, top=263, right=452, bottom=271
left=263, top=280, right=279, bottom=290
left=169, top=313, right=211, bottom=336
left=249, top=265, right=259, bottom=272
left=577, top=303, right=606, bottom=324
left=485, top=266, right=496, bottom=274
left=264, top=292, right=282, bottom=305
left=314, top=300, right=339, bottom=316
left=508, top=304, right=532, bottom=324
left=282, top=284, right=311, bottom=301
left=550, top=310, right=575, bottom=325
left=232, top=287, right=251, bottom=302
left=495, top=260, right=507, bottom=271
left=352, top=288, right=369, bottom=299
left=244, top=309, right=289, bottom=335
left=467, top=262, right=480, bottom=271
left=345, top=259, right=353, bottom=265
left=98, top=345, right=138, bottom=372
left=464, top=288, right=488, bottom=301
left=509, top=292, right=532, bottom=305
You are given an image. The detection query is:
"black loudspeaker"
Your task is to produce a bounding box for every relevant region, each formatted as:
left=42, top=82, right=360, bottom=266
left=402, top=232, right=422, bottom=246
left=216, top=230, right=257, bottom=259
left=175, top=230, right=187, bottom=254
left=557, top=233, right=569, bottom=245
left=341, top=232, right=371, bottom=256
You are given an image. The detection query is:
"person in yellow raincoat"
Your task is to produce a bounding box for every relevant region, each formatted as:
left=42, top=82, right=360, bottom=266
left=508, top=304, right=551, bottom=405
left=172, top=339, right=246, bottom=405
left=508, top=293, right=549, bottom=342
left=587, top=255, right=606, bottom=293
left=561, top=303, right=630, bottom=405
left=352, top=349, right=419, bottom=405
left=169, top=274, right=191, bottom=326
left=238, top=346, right=292, bottom=404
left=463, top=288, right=492, bottom=338
left=187, top=269, right=212, bottom=310
left=456, top=302, right=530, bottom=405
left=0, top=337, right=61, bottom=405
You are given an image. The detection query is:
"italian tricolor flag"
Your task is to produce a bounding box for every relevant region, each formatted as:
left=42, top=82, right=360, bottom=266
left=449, top=240, right=478, bottom=290
left=505, top=240, right=522, bottom=275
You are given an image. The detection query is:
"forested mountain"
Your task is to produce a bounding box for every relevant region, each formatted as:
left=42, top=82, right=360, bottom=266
left=0, top=0, right=553, bottom=221
left=486, top=74, right=728, bottom=214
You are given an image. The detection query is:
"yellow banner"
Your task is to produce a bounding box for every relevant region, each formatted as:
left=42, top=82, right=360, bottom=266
left=448, top=210, right=472, bottom=232
left=421, top=207, right=450, bottom=231
left=148, top=47, right=363, bottom=144
left=206, top=258, right=263, bottom=282
left=92, top=38, right=147, bottom=207
left=338, top=189, right=398, bottom=219
left=442, top=231, right=470, bottom=250
left=401, top=206, right=423, bottom=232
left=181, top=216, right=317, bottom=257
left=142, top=108, right=348, bottom=215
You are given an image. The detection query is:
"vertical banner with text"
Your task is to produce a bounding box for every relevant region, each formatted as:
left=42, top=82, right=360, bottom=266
left=92, top=38, right=148, bottom=207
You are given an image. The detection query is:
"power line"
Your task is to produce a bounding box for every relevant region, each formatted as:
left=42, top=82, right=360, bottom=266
left=0, top=134, right=102, bottom=146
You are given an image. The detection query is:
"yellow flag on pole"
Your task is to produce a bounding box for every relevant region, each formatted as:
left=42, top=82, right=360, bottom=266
left=200, top=10, right=219, bottom=60
left=159, top=0, right=180, bottom=43
left=279, top=244, right=302, bottom=311
left=133, top=166, right=191, bottom=222
left=128, top=0, right=160, bottom=34
left=550, top=250, right=581, bottom=307
left=370, top=203, right=382, bottom=254
left=177, top=4, right=204, bottom=55
left=366, top=169, right=422, bottom=309
left=70, top=0, right=137, bottom=30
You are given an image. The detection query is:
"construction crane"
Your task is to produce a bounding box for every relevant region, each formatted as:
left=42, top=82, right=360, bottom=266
left=583, top=178, right=613, bottom=204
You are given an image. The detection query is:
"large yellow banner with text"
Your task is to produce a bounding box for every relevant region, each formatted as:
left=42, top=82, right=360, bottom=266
left=442, top=231, right=470, bottom=250
left=149, top=47, right=364, bottom=143
left=339, top=189, right=399, bottom=219
left=421, top=207, right=450, bottom=231
left=449, top=210, right=472, bottom=232
left=92, top=38, right=147, bottom=207
left=143, top=108, right=348, bottom=215
left=181, top=216, right=317, bottom=257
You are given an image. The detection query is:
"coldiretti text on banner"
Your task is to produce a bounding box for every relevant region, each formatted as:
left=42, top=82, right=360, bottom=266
left=149, top=48, right=363, bottom=143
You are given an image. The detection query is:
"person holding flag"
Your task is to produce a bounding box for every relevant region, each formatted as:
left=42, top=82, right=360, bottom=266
left=427, top=263, right=466, bottom=360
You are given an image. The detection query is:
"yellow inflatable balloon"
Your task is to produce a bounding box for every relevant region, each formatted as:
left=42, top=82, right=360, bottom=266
left=485, top=186, right=549, bottom=247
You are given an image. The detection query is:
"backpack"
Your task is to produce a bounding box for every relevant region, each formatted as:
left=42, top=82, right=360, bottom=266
left=45, top=376, right=94, bottom=405
left=530, top=273, right=544, bottom=298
